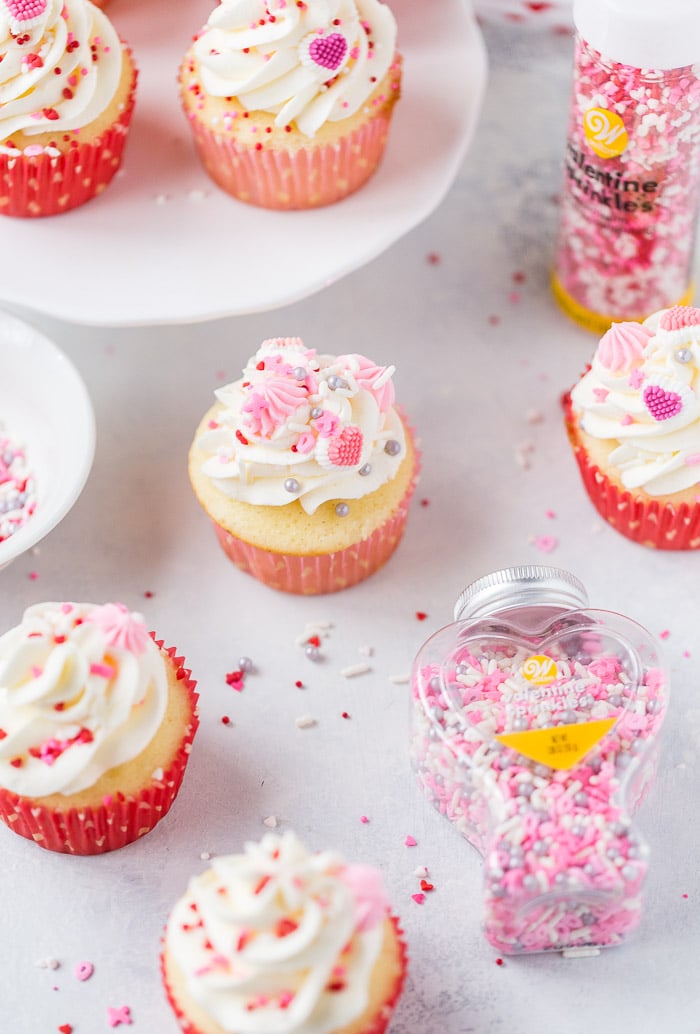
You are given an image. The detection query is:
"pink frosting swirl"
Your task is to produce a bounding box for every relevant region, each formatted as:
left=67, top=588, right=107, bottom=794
left=85, top=602, right=149, bottom=654
left=242, top=377, right=309, bottom=438
left=338, top=863, right=389, bottom=932
left=339, top=354, right=396, bottom=413
left=596, top=322, right=652, bottom=373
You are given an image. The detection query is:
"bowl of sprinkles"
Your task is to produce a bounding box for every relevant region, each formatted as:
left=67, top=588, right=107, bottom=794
left=0, top=310, right=95, bottom=570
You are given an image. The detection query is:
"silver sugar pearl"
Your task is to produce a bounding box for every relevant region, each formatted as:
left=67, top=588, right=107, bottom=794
left=310, top=407, right=323, bottom=419
left=328, top=375, right=348, bottom=391
left=574, top=791, right=589, bottom=807
left=384, top=439, right=401, bottom=457
left=523, top=874, right=539, bottom=891
left=238, top=656, right=254, bottom=673
left=512, top=717, right=529, bottom=731
left=621, top=864, right=637, bottom=881
left=284, top=478, right=301, bottom=493
left=429, top=675, right=442, bottom=691
left=305, top=645, right=321, bottom=661
left=335, top=502, right=350, bottom=517
left=675, top=347, right=692, bottom=363
left=293, top=366, right=307, bottom=381
left=358, top=463, right=372, bottom=477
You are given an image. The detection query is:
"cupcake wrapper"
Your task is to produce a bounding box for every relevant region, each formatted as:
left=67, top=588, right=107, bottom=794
left=0, top=641, right=199, bottom=855
left=0, top=64, right=137, bottom=218
left=189, top=111, right=393, bottom=210
left=564, top=392, right=700, bottom=549
left=161, top=915, right=408, bottom=1034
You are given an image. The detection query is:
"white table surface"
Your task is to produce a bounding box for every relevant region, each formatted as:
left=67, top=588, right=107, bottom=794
left=3, top=17, right=700, bottom=1034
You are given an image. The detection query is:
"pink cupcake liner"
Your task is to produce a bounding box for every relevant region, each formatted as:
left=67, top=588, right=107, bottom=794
left=0, top=641, right=199, bottom=855
left=0, top=62, right=137, bottom=218
left=161, top=915, right=407, bottom=1034
left=564, top=392, right=700, bottom=549
left=188, top=112, right=393, bottom=210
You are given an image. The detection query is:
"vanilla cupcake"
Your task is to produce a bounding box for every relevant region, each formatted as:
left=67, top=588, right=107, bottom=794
left=565, top=305, right=700, bottom=548
left=0, top=0, right=137, bottom=218
left=162, top=831, right=407, bottom=1034
left=188, top=337, right=419, bottom=594
left=179, top=0, right=401, bottom=209
left=0, top=602, right=198, bottom=854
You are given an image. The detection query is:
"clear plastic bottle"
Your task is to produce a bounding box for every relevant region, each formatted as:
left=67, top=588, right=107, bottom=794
left=552, top=0, right=700, bottom=334
left=410, top=565, right=668, bottom=955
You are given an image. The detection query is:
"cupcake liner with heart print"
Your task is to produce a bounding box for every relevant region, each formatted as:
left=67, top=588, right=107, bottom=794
left=564, top=392, right=700, bottom=550
left=0, top=642, right=199, bottom=854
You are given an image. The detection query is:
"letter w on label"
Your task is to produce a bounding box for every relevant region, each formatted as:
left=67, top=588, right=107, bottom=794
left=583, top=107, right=628, bottom=159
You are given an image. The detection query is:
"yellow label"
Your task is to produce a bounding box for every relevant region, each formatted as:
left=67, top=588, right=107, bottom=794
left=583, top=107, right=628, bottom=159
left=521, top=654, right=558, bottom=685
left=495, top=718, right=616, bottom=770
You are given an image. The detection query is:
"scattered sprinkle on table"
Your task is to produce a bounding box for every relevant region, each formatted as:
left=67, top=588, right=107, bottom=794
left=404, top=835, right=417, bottom=847
left=340, top=662, right=372, bottom=678
left=295, top=714, right=317, bottom=729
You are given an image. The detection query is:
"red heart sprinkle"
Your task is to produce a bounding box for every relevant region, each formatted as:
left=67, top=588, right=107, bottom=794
left=58, top=1026, right=73, bottom=1034
left=416, top=612, right=428, bottom=621
left=420, top=879, right=434, bottom=891
left=308, top=635, right=321, bottom=647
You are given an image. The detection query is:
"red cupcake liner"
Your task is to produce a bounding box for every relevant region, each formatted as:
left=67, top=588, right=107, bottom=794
left=0, top=641, right=199, bottom=855
left=564, top=391, right=700, bottom=549
left=188, top=110, right=394, bottom=210
left=0, top=60, right=137, bottom=218
left=161, top=915, right=407, bottom=1034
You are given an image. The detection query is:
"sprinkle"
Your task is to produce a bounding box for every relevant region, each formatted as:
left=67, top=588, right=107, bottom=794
left=420, top=879, right=434, bottom=891
left=340, top=663, right=372, bottom=678
left=221, top=716, right=232, bottom=725
left=404, top=835, right=417, bottom=847
left=562, top=947, right=601, bottom=959
left=533, top=534, right=558, bottom=553
left=294, top=680, right=304, bottom=689
left=106, top=1005, right=132, bottom=1027
left=74, top=961, right=94, bottom=981
left=495, top=958, right=504, bottom=966
left=89, top=662, right=116, bottom=679
left=488, top=314, right=500, bottom=326
left=357, top=644, right=374, bottom=657
left=200, top=852, right=212, bottom=861
left=295, top=714, right=317, bottom=729
left=415, top=612, right=428, bottom=621
left=263, top=815, right=278, bottom=828
left=508, top=291, right=521, bottom=305
left=413, top=865, right=428, bottom=877
left=341, top=711, right=351, bottom=719
left=420, top=497, right=430, bottom=506
left=526, top=408, right=544, bottom=424
left=411, top=893, right=425, bottom=904
left=29, top=571, right=38, bottom=581
left=426, top=251, right=441, bottom=265
left=226, top=670, right=245, bottom=690
left=36, top=958, right=61, bottom=970
left=58, top=1026, right=73, bottom=1034
left=360, top=815, right=369, bottom=824
left=659, top=629, right=670, bottom=640
left=388, top=673, right=410, bottom=684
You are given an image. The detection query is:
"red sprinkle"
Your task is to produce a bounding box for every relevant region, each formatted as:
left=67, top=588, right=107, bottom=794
left=235, top=430, right=249, bottom=446
left=420, top=879, right=434, bottom=892
left=295, top=680, right=304, bottom=689
left=307, top=635, right=321, bottom=648
left=58, top=1026, right=73, bottom=1034
left=253, top=875, right=271, bottom=895
left=221, top=716, right=231, bottom=725
left=495, top=958, right=505, bottom=966
left=415, top=612, right=428, bottom=621
left=10, top=757, right=23, bottom=768
left=341, top=711, right=350, bottom=719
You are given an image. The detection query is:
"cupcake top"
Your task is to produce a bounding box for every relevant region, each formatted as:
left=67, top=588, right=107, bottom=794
left=570, top=305, right=700, bottom=496
left=165, top=830, right=392, bottom=1034
left=0, top=602, right=168, bottom=797
left=191, top=0, right=397, bottom=137
left=195, top=336, right=407, bottom=514
left=0, top=0, right=124, bottom=147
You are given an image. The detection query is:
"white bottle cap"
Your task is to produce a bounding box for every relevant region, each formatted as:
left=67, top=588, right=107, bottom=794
left=574, top=0, right=700, bottom=70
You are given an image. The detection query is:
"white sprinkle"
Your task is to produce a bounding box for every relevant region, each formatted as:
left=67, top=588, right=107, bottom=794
left=36, top=958, right=60, bottom=970
left=340, top=663, right=372, bottom=678
left=188, top=189, right=208, bottom=202
left=263, top=815, right=278, bottom=828
left=294, top=622, right=334, bottom=647
left=200, top=851, right=212, bottom=861
left=388, top=673, right=410, bottom=684
left=413, top=865, right=429, bottom=878
left=152, top=767, right=164, bottom=781
left=358, top=644, right=374, bottom=657
left=562, top=947, right=601, bottom=959
left=295, top=714, right=317, bottom=729
left=526, top=408, right=544, bottom=424
left=154, top=193, right=171, bottom=205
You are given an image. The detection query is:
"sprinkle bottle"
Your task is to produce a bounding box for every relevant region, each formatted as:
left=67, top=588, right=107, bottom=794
left=410, top=565, right=667, bottom=955
left=552, top=0, right=700, bottom=334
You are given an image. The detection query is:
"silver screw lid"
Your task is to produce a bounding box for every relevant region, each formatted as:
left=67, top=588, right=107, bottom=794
left=453, top=566, right=589, bottom=622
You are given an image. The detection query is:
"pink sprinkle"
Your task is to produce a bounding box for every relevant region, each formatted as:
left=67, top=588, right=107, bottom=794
left=426, top=251, right=441, bottom=265
left=411, top=893, right=425, bottom=904
left=593, top=387, right=609, bottom=402
left=208, top=419, right=219, bottom=429
left=74, top=961, right=94, bottom=981
left=90, top=662, right=116, bottom=679
left=404, top=835, right=417, bottom=847
left=508, top=291, right=521, bottom=304
left=545, top=509, right=556, bottom=519
left=106, top=1005, right=132, bottom=1028
left=488, top=314, right=500, bottom=326
left=360, top=815, right=369, bottom=824
left=103, top=795, right=113, bottom=807
left=683, top=650, right=691, bottom=658
left=684, top=453, right=700, bottom=466
left=30, top=666, right=43, bottom=678
left=533, top=534, right=558, bottom=553
left=28, top=571, right=38, bottom=581
left=620, top=414, right=634, bottom=425
left=659, top=630, right=671, bottom=640
left=60, top=603, right=73, bottom=613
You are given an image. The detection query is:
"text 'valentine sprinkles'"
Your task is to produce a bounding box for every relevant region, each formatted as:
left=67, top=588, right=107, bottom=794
left=553, top=1, right=700, bottom=333
left=410, top=567, right=667, bottom=955
left=0, top=422, right=36, bottom=544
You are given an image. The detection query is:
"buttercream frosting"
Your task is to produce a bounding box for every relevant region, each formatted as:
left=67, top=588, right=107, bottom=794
left=0, top=0, right=123, bottom=146
left=571, top=306, right=700, bottom=496
left=165, top=831, right=390, bottom=1034
left=196, top=337, right=406, bottom=515
left=0, top=602, right=168, bottom=797
left=192, top=0, right=397, bottom=137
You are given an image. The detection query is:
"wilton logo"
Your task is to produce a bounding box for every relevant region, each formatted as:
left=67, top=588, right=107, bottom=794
left=583, top=107, right=628, bottom=159
left=521, top=655, right=558, bottom=686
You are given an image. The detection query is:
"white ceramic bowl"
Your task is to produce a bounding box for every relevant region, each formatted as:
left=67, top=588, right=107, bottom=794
left=0, top=310, right=95, bottom=570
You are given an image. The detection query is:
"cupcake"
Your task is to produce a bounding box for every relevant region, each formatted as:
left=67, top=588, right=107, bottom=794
left=178, top=0, right=401, bottom=210
left=189, top=337, right=419, bottom=595
left=0, top=0, right=137, bottom=218
left=0, top=601, right=199, bottom=854
left=564, top=305, right=700, bottom=549
left=162, top=830, right=407, bottom=1034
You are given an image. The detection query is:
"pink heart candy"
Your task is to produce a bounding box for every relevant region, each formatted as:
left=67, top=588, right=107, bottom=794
left=643, top=384, right=683, bottom=422
left=308, top=32, right=348, bottom=72
left=326, top=426, right=363, bottom=467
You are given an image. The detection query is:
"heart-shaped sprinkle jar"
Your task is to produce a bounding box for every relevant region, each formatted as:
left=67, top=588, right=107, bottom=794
left=410, top=566, right=667, bottom=955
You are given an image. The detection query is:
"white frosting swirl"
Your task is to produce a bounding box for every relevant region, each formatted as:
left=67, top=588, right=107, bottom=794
left=0, top=602, right=168, bottom=797
left=571, top=308, right=700, bottom=496
left=165, top=831, right=388, bottom=1034
left=192, top=0, right=397, bottom=137
left=196, top=337, right=406, bottom=515
left=0, top=0, right=123, bottom=145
